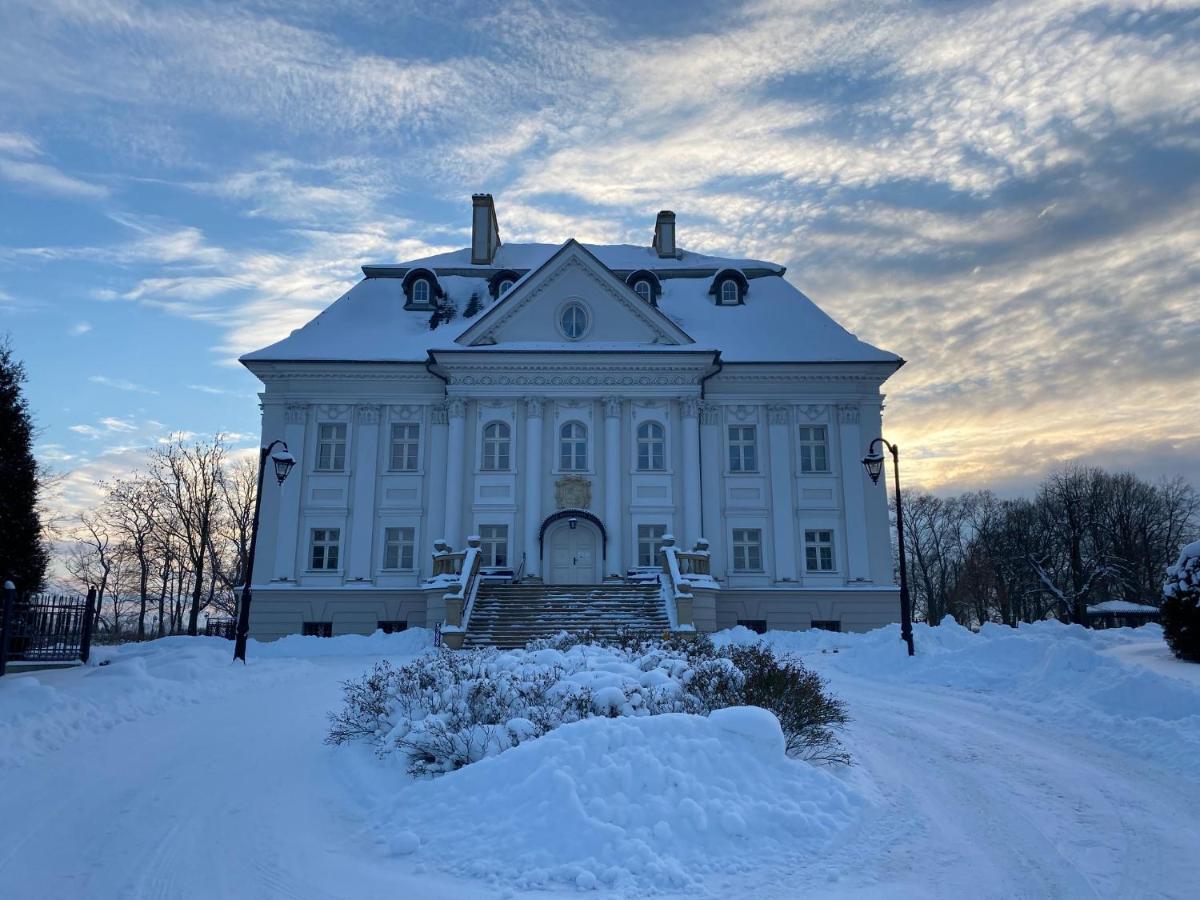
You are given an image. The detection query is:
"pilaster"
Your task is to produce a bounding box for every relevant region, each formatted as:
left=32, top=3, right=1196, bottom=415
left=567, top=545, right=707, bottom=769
left=523, top=396, right=544, bottom=578
left=767, top=404, right=798, bottom=581
left=603, top=396, right=622, bottom=576
left=444, top=398, right=467, bottom=549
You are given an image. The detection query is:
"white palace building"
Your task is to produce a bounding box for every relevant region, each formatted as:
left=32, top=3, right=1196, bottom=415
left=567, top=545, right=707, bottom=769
left=241, top=196, right=904, bottom=645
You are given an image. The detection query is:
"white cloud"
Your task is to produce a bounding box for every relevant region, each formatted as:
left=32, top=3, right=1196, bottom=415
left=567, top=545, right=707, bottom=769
left=89, top=374, right=158, bottom=394
left=70, top=322, right=92, bottom=336
left=0, top=157, right=108, bottom=199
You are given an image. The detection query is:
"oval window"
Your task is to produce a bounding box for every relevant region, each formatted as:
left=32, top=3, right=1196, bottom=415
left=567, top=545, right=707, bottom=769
left=559, top=303, right=588, bottom=340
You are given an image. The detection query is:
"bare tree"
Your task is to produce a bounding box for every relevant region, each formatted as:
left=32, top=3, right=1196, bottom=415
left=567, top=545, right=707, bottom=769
left=151, top=436, right=227, bottom=636
left=103, top=475, right=161, bottom=640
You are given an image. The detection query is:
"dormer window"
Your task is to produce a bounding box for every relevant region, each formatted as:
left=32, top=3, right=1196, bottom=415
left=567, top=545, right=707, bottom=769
left=488, top=269, right=522, bottom=300
left=498, top=279, right=514, bottom=295
left=709, top=268, right=748, bottom=306
left=412, top=278, right=430, bottom=306
left=625, top=270, right=662, bottom=306
left=633, top=280, right=652, bottom=302
left=720, top=279, right=739, bottom=305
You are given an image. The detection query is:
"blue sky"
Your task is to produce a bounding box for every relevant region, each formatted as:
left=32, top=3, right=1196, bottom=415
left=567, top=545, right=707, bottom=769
left=1, top=0, right=1198, bottom=521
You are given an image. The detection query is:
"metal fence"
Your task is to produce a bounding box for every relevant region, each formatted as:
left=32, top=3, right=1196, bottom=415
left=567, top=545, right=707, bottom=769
left=0, top=587, right=96, bottom=676
left=204, top=618, right=237, bottom=640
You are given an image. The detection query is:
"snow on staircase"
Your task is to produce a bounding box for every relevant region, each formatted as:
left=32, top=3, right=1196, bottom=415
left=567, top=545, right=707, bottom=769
left=462, top=582, right=670, bottom=649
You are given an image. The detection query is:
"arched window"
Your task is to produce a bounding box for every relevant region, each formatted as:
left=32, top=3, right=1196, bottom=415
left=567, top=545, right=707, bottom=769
left=559, top=421, right=588, bottom=471
left=481, top=421, right=511, bottom=471
left=719, top=279, right=739, bottom=305
left=498, top=279, right=514, bottom=295
left=412, top=278, right=431, bottom=306
left=633, top=279, right=652, bottom=302
left=636, top=421, right=665, bottom=471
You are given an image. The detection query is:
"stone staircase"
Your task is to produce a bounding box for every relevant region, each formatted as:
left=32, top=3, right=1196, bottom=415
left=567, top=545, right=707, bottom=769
left=461, top=582, right=669, bottom=649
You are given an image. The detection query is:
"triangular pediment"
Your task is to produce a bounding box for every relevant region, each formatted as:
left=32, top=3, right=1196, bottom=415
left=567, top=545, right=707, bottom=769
left=454, top=240, right=694, bottom=347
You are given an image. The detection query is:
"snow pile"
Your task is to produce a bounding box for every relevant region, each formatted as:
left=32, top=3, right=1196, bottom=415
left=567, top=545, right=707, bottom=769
left=0, top=630, right=434, bottom=768
left=372, top=707, right=862, bottom=893
left=720, top=619, right=1200, bottom=773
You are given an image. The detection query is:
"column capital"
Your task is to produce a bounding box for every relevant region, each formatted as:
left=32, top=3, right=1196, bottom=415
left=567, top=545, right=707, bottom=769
left=602, top=396, right=622, bottom=418
left=767, top=404, right=791, bottom=426
left=837, top=403, right=861, bottom=425
left=356, top=404, right=381, bottom=425
left=284, top=403, right=309, bottom=425
left=679, top=396, right=701, bottom=419
left=431, top=401, right=449, bottom=425
left=525, top=396, right=544, bottom=418
left=699, top=401, right=721, bottom=426
left=447, top=397, right=467, bottom=420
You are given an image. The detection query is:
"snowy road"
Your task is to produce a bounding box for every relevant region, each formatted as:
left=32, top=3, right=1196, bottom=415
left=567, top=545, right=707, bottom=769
left=1, top=625, right=1197, bottom=899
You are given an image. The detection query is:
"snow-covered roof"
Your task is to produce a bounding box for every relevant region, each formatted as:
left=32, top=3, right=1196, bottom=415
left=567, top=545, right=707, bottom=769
left=241, top=241, right=901, bottom=367
left=1086, top=600, right=1161, bottom=615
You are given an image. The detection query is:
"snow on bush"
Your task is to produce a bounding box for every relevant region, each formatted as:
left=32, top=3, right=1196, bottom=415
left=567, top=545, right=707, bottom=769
left=326, top=632, right=848, bottom=774
left=369, top=706, right=863, bottom=893
left=1163, top=539, right=1200, bottom=662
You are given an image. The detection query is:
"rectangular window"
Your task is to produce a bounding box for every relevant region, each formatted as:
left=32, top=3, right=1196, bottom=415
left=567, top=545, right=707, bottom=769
left=731, top=528, right=763, bottom=572
left=805, top=529, right=836, bottom=572
left=728, top=425, right=758, bottom=473
left=382, top=526, right=416, bottom=570
left=811, top=620, right=841, bottom=632
left=737, top=619, right=768, bottom=634
left=478, top=524, right=509, bottom=567
left=389, top=423, right=420, bottom=472
left=302, top=621, right=332, bottom=638
left=316, top=423, right=347, bottom=471
left=637, top=524, right=668, bottom=567
left=309, top=527, right=341, bottom=570
left=377, top=620, right=408, bottom=634
left=797, top=425, right=829, bottom=473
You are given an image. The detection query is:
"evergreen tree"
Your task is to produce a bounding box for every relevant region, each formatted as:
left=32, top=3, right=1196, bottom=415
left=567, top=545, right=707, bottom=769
left=0, top=338, right=48, bottom=592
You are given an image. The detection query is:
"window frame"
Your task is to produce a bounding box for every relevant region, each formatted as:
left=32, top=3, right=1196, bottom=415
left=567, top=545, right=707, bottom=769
left=727, top=424, right=758, bottom=473
left=558, top=420, right=588, bottom=472
left=719, top=279, right=740, bottom=305
left=557, top=301, right=590, bottom=341
left=309, top=527, right=341, bottom=572
left=804, top=529, right=836, bottom=572
left=731, top=527, right=764, bottom=572
left=797, top=425, right=830, bottom=474
left=498, top=279, right=514, bottom=295
left=478, top=524, right=509, bottom=567
left=637, top=523, right=668, bottom=567
left=633, top=279, right=652, bottom=302
left=636, top=421, right=666, bottom=472
left=382, top=525, right=416, bottom=571
left=411, top=277, right=431, bottom=307
left=315, top=422, right=347, bottom=472
left=388, top=422, right=421, bottom=472
left=481, top=420, right=512, bottom=472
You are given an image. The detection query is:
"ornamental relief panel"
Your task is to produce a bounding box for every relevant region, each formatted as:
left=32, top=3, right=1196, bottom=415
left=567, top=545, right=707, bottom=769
left=389, top=404, right=423, bottom=421
left=554, top=475, right=592, bottom=510
left=317, top=403, right=351, bottom=421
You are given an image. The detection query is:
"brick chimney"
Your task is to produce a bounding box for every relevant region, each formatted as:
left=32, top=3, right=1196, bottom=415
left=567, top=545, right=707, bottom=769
left=471, top=193, right=501, bottom=265
left=652, top=210, right=676, bottom=258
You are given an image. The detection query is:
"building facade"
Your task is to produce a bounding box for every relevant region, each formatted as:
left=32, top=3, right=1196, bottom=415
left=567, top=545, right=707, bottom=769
left=241, top=196, right=904, bottom=640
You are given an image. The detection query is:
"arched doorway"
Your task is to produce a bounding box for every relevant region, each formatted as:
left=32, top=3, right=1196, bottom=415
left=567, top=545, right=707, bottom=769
left=539, top=510, right=606, bottom=585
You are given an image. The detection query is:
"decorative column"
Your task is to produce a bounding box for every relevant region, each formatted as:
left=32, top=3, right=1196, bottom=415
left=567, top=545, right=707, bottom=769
left=681, top=397, right=702, bottom=548
left=767, top=404, right=798, bottom=581
left=603, top=396, right=623, bottom=576
left=274, top=403, right=308, bottom=580
left=425, top=403, right=448, bottom=573
left=838, top=403, right=870, bottom=581
left=444, top=398, right=467, bottom=549
left=346, top=405, right=380, bottom=580
left=699, top=402, right=724, bottom=575
left=523, top=397, right=544, bottom=579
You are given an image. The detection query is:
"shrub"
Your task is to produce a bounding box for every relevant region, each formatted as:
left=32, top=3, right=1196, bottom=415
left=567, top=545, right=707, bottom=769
left=1163, top=541, right=1200, bottom=663
left=328, top=632, right=849, bottom=774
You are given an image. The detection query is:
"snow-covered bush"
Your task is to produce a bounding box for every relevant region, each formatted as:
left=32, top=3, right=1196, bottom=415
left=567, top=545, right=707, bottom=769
left=1163, top=540, right=1200, bottom=662
left=327, top=633, right=848, bottom=774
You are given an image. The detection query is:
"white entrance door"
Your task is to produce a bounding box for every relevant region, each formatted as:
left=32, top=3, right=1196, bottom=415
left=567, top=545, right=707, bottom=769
left=547, top=523, right=600, bottom=584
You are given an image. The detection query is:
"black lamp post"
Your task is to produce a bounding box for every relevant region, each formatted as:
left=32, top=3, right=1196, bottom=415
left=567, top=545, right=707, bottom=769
left=862, top=438, right=915, bottom=657
left=233, top=440, right=296, bottom=663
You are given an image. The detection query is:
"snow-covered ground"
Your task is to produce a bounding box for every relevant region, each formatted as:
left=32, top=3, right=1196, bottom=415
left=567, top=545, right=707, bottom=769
left=1, top=621, right=1198, bottom=899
